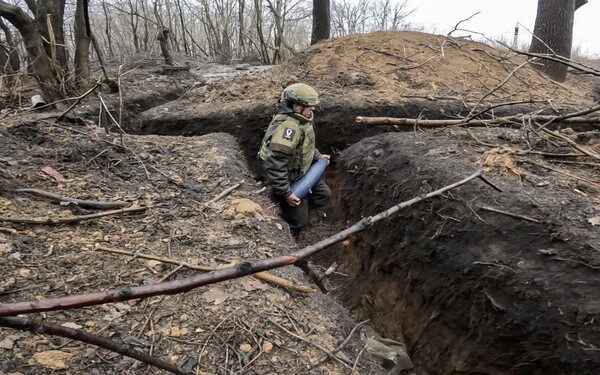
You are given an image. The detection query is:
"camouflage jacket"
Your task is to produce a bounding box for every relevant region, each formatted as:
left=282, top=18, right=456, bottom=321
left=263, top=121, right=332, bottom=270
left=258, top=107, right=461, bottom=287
left=258, top=103, right=323, bottom=198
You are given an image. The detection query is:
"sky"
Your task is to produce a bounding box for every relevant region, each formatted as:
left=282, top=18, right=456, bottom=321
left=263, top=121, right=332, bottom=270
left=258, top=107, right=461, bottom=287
left=406, top=0, right=600, bottom=57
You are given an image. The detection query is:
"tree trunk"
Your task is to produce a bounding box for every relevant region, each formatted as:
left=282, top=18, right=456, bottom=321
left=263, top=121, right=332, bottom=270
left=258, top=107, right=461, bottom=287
left=175, top=0, right=188, bottom=54
left=238, top=0, right=245, bottom=57
left=101, top=0, right=114, bottom=58
left=529, top=0, right=586, bottom=82
left=73, top=0, right=90, bottom=90
left=0, top=17, right=20, bottom=89
left=35, top=0, right=67, bottom=71
left=0, top=1, right=64, bottom=103
left=311, top=0, right=330, bottom=45
left=154, top=1, right=173, bottom=65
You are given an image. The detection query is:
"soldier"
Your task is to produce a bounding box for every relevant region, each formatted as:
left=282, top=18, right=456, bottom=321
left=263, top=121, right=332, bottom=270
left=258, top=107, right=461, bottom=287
left=258, top=83, right=331, bottom=237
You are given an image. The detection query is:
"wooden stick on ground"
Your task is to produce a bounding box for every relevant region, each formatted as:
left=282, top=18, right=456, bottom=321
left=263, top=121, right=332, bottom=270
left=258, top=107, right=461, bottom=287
left=268, top=317, right=352, bottom=369
left=16, top=188, right=130, bottom=209
left=206, top=180, right=245, bottom=205
left=0, top=206, right=150, bottom=225
left=0, top=167, right=483, bottom=316
left=95, top=246, right=316, bottom=293
left=309, top=320, right=369, bottom=369
left=524, top=160, right=600, bottom=186
left=0, top=316, right=189, bottom=375
left=539, top=128, right=600, bottom=160
left=479, top=205, right=542, bottom=224
left=57, top=81, right=101, bottom=120
left=356, top=115, right=600, bottom=127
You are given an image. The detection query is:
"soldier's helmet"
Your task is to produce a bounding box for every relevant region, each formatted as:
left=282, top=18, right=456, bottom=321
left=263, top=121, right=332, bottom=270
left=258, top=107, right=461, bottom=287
left=281, top=83, right=319, bottom=107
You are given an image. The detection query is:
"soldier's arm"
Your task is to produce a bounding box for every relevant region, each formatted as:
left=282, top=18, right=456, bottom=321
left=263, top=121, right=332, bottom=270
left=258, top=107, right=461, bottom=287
left=264, top=121, right=300, bottom=198
left=263, top=151, right=293, bottom=198
left=313, top=148, right=323, bottom=162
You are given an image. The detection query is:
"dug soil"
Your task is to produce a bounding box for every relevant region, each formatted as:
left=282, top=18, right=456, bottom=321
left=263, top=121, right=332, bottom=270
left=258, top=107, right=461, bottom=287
left=1, top=30, right=599, bottom=375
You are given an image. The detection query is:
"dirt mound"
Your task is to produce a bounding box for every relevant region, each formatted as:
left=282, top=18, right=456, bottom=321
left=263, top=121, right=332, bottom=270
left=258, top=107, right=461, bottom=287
left=0, top=122, right=384, bottom=374
left=200, top=30, right=597, bottom=108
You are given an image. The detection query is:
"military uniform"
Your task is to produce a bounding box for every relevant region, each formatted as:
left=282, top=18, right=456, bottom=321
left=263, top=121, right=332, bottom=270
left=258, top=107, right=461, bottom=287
left=258, top=85, right=331, bottom=235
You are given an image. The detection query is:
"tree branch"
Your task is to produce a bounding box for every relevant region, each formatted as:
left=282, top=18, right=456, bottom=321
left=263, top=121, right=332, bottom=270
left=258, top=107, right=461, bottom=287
left=0, top=316, right=189, bottom=375
left=16, top=188, right=130, bottom=209
left=0, top=168, right=483, bottom=316
left=0, top=205, right=149, bottom=225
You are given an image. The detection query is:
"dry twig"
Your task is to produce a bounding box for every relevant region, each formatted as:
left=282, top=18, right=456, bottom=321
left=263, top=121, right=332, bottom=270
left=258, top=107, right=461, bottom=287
left=268, top=317, right=352, bottom=369
left=309, top=320, right=369, bottom=369
left=16, top=188, right=130, bottom=209
left=95, top=246, right=316, bottom=293
left=479, top=205, right=542, bottom=223
left=0, top=205, right=150, bottom=225
left=0, top=316, right=189, bottom=375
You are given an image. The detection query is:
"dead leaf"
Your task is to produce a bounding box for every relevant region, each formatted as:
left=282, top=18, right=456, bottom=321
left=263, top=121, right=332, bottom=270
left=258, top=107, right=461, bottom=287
left=539, top=248, right=559, bottom=255
left=202, top=287, right=229, bottom=305
left=61, top=322, right=82, bottom=330
left=0, top=335, right=20, bottom=349
left=41, top=166, right=65, bottom=182
left=242, top=278, right=269, bottom=292
left=33, top=350, right=73, bottom=369
left=262, top=341, right=274, bottom=353
left=240, top=343, right=252, bottom=353
left=588, top=216, right=600, bottom=226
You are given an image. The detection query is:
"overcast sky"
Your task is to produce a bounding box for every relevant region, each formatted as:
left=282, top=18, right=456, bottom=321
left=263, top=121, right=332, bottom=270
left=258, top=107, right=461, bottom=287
left=406, top=0, right=600, bottom=57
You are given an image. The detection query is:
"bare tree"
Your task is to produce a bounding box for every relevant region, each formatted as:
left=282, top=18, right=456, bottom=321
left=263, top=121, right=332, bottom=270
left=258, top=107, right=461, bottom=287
left=73, top=0, right=90, bottom=90
left=0, top=1, right=64, bottom=102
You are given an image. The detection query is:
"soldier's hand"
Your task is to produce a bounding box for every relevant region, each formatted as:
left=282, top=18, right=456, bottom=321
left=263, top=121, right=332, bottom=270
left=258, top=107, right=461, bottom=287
left=321, top=154, right=331, bottom=165
left=286, top=193, right=301, bottom=206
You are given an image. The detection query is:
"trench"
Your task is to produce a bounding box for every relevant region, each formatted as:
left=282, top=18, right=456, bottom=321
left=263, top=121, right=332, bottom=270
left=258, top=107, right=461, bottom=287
left=129, top=99, right=599, bottom=375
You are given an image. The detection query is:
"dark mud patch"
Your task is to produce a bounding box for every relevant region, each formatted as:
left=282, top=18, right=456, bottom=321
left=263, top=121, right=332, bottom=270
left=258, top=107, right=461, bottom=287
left=319, top=129, right=600, bottom=375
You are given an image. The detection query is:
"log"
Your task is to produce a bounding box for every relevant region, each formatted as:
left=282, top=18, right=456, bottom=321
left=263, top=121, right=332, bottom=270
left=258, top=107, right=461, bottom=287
left=356, top=115, right=600, bottom=127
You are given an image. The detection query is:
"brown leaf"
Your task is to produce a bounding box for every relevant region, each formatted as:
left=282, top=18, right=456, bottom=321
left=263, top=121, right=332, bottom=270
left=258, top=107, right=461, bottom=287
left=201, top=287, right=229, bottom=305
left=33, top=350, right=73, bottom=369
left=41, top=166, right=65, bottom=182
left=242, top=278, right=269, bottom=292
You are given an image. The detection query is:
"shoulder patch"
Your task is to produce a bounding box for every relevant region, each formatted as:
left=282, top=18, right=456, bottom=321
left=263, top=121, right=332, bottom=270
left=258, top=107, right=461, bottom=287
left=282, top=127, right=295, bottom=141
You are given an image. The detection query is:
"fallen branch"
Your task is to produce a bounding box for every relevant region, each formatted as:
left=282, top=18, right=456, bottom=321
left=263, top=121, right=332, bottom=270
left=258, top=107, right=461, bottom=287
left=206, top=180, right=245, bottom=206
left=538, top=128, right=600, bottom=160
left=309, top=320, right=369, bottom=369
left=0, top=168, right=483, bottom=316
left=295, top=260, right=327, bottom=293
left=356, top=114, right=600, bottom=127
left=0, top=316, right=189, bottom=375
left=466, top=59, right=534, bottom=119
left=16, top=188, right=131, bottom=209
left=523, top=160, right=600, bottom=186
left=57, top=81, right=101, bottom=120
left=95, top=246, right=316, bottom=293
left=0, top=227, right=17, bottom=234
left=502, top=43, right=600, bottom=77
left=268, top=317, right=352, bottom=369
left=479, top=205, right=542, bottom=223
left=0, top=205, right=150, bottom=225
